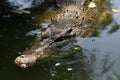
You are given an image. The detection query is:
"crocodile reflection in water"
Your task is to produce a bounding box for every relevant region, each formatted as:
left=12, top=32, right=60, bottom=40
left=15, top=0, right=108, bottom=68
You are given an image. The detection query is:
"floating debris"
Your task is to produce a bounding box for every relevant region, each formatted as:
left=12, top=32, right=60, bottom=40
left=55, top=63, right=61, bottom=66
left=74, top=47, right=79, bottom=50
left=51, top=73, right=55, bottom=76
left=88, top=2, right=96, bottom=8
left=112, top=8, right=118, bottom=13
left=67, top=68, right=73, bottom=71
left=18, top=52, right=22, bottom=55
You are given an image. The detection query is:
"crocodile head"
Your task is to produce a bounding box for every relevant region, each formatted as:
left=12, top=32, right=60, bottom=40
left=15, top=55, right=37, bottom=68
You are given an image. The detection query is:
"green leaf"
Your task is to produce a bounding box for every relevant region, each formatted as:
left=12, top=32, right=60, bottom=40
left=11, top=10, right=31, bottom=14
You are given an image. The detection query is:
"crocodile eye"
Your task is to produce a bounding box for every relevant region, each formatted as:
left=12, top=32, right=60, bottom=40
left=68, top=29, right=73, bottom=33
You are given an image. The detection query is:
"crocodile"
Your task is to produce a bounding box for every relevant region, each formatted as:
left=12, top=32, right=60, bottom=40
left=15, top=0, right=109, bottom=68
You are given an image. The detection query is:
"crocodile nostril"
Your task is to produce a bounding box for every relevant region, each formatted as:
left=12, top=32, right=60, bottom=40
left=20, top=55, right=25, bottom=58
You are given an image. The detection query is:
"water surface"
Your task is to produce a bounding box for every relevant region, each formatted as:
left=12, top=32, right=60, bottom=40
left=0, top=0, right=120, bottom=80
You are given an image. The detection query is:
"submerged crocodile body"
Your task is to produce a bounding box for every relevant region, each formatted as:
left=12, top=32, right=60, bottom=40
left=15, top=0, right=108, bottom=68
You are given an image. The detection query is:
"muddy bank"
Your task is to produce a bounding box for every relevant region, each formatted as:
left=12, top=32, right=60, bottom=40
left=14, top=0, right=110, bottom=68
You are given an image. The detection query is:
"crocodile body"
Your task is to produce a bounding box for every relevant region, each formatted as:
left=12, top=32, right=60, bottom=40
left=15, top=0, right=108, bottom=68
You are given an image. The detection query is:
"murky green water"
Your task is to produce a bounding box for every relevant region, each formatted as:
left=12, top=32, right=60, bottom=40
left=0, top=0, right=120, bottom=80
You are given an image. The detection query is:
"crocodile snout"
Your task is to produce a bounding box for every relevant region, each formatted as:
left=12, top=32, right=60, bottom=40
left=15, top=55, right=37, bottom=68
